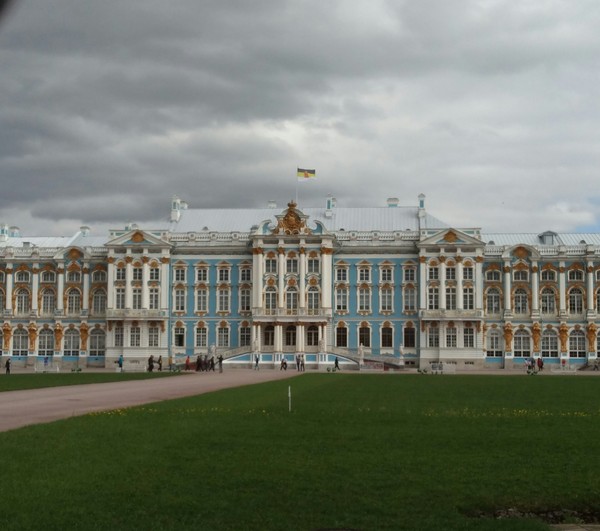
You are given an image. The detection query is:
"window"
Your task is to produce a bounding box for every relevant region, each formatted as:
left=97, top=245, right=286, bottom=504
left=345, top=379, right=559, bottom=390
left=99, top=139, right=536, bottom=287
left=15, top=271, right=30, bottom=283
left=404, top=268, right=415, bottom=282
left=381, top=326, right=393, bottom=348
left=41, top=289, right=56, bottom=315
left=569, top=330, right=586, bottom=358
left=286, top=287, right=298, bottom=313
left=486, top=270, right=501, bottom=282
left=265, top=258, right=277, bottom=273
left=568, top=269, right=584, bottom=282
left=286, top=258, right=298, bottom=274
left=569, top=288, right=583, bottom=314
left=63, top=329, right=80, bottom=356
left=463, top=287, right=474, bottom=310
left=174, top=327, right=185, bottom=347
left=380, top=287, right=393, bottom=312
left=359, top=326, right=371, bottom=348
left=541, top=288, right=555, bottom=314
left=218, top=288, right=230, bottom=313
left=240, top=268, right=252, bottom=282
left=428, top=287, right=439, bottom=310
left=16, top=289, right=30, bottom=314
left=116, top=288, right=125, bottom=310
left=541, top=270, right=556, bottom=282
left=174, top=288, right=186, bottom=312
left=132, top=288, right=142, bottom=310
left=218, top=268, right=230, bottom=282
left=149, top=288, right=159, bottom=310
left=0, top=272, right=3, bottom=283
left=487, top=331, right=503, bottom=357
left=196, top=288, right=208, bottom=312
left=149, top=267, right=160, bottom=281
left=358, top=287, right=371, bottom=312
left=148, top=324, right=159, bottom=347
left=486, top=288, right=501, bottom=314
left=41, top=271, right=56, bottom=282
left=67, top=289, right=81, bottom=315
left=307, top=287, right=319, bottom=313
left=464, top=327, right=475, bottom=348
left=514, top=270, right=528, bottom=282
left=240, top=288, right=251, bottom=312
left=285, top=325, right=296, bottom=347
left=89, top=330, right=106, bottom=356
left=428, top=267, right=439, bottom=281
left=541, top=331, right=558, bottom=357
left=404, top=287, right=416, bottom=312
left=0, top=290, right=3, bottom=311
left=265, top=287, right=277, bottom=313
left=514, top=288, right=528, bottom=314
left=446, top=327, right=457, bottom=348
left=264, top=325, right=275, bottom=346
left=463, top=267, right=474, bottom=281
left=38, top=329, right=54, bottom=356
left=196, top=268, right=208, bottom=282
left=428, top=326, right=439, bottom=348
left=308, top=259, right=319, bottom=274
left=403, top=327, right=415, bottom=348
left=13, top=329, right=28, bottom=356
left=92, top=289, right=107, bottom=314
left=445, top=267, right=456, bottom=281
left=132, top=268, right=142, bottom=281
left=336, top=326, right=347, bottom=347
left=597, top=290, right=600, bottom=313
left=513, top=330, right=531, bottom=357
left=92, top=270, right=107, bottom=283
left=306, top=325, right=318, bottom=346
left=336, top=288, right=348, bottom=312
left=446, top=287, right=456, bottom=310
left=116, top=267, right=126, bottom=281
left=336, top=268, right=348, bottom=282
left=381, top=268, right=392, bottom=282
left=196, top=326, right=207, bottom=348
left=114, top=324, right=123, bottom=347
left=240, top=326, right=251, bottom=347
left=359, top=268, right=371, bottom=282
left=130, top=326, right=141, bottom=347
left=174, top=268, right=186, bottom=282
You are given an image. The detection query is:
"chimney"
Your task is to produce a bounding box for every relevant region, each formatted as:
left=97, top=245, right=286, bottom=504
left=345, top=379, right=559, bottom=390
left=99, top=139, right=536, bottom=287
left=80, top=226, right=91, bottom=236
left=418, top=194, right=426, bottom=219
left=268, top=200, right=277, bottom=209
left=9, top=226, right=20, bottom=237
left=387, top=197, right=399, bottom=208
left=171, top=195, right=182, bottom=222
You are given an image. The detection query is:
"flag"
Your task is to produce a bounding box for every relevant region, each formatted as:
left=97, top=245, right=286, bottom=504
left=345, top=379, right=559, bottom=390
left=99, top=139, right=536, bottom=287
left=297, top=168, right=316, bottom=179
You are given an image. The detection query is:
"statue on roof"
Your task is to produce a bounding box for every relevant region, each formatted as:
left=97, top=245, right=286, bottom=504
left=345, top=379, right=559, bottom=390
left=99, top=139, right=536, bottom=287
left=273, top=201, right=312, bottom=235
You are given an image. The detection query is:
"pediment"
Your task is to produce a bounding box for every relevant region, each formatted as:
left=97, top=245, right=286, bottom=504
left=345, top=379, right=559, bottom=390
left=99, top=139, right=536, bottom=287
left=105, top=230, right=170, bottom=248
left=418, top=229, right=484, bottom=248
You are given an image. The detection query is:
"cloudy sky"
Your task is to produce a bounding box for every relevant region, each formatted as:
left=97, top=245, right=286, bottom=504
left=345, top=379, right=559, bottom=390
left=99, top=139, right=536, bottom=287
left=1, top=0, right=600, bottom=237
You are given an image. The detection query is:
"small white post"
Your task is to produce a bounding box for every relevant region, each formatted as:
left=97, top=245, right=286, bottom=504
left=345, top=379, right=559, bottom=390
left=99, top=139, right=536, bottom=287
left=288, top=385, right=291, bottom=412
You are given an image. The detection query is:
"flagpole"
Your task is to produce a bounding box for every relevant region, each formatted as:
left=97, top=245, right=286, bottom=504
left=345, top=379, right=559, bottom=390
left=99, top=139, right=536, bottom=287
left=295, top=167, right=299, bottom=205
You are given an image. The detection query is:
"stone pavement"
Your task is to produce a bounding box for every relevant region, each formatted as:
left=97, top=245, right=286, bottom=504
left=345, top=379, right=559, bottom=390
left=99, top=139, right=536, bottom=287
left=0, top=369, right=298, bottom=433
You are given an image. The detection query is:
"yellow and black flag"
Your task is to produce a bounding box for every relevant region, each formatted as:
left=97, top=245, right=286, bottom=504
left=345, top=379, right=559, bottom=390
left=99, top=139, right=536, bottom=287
left=297, top=168, right=316, bottom=179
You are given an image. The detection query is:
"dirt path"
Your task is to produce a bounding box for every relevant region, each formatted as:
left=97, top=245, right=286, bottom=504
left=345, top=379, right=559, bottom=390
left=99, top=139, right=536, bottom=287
left=0, top=369, right=299, bottom=433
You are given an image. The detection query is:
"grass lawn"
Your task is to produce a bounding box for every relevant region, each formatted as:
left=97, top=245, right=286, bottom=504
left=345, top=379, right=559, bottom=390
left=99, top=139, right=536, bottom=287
left=0, top=371, right=179, bottom=392
left=0, top=374, right=599, bottom=530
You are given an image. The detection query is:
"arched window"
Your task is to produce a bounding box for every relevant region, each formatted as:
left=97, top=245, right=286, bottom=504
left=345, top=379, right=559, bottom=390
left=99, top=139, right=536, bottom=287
left=67, top=289, right=81, bottom=315
left=92, top=270, right=107, bottom=283
left=306, top=325, right=319, bottom=346
left=403, top=324, right=415, bottom=348
left=15, top=271, right=30, bottom=283
left=403, top=287, right=416, bottom=312
left=286, top=287, right=298, bottom=314
left=569, top=330, right=586, bottom=358
left=486, top=270, right=501, bottom=282
left=38, top=329, right=54, bottom=356
left=541, top=330, right=558, bottom=358
left=89, top=330, right=106, bottom=357
left=285, top=325, right=296, bottom=346
left=67, top=271, right=81, bottom=283
left=336, top=287, right=348, bottom=312
left=380, top=287, right=393, bottom=312
left=217, top=325, right=229, bottom=347
left=263, top=325, right=274, bottom=346
left=381, top=326, right=393, bottom=348
left=359, top=287, right=371, bottom=312
left=514, top=289, right=528, bottom=314
left=513, top=330, right=531, bottom=357
left=41, top=271, right=55, bottom=282
left=64, top=329, right=80, bottom=356
left=40, top=288, right=55, bottom=316
left=568, top=269, right=584, bottom=282
left=92, top=289, right=106, bottom=315
left=265, top=287, right=277, bottom=315
left=486, top=288, right=501, bottom=314
left=307, top=287, right=320, bottom=314
left=541, top=288, right=556, bottom=315
left=541, top=269, right=556, bottom=282
left=569, top=288, right=583, bottom=315
left=13, top=328, right=28, bottom=356
left=487, top=330, right=503, bottom=357
left=359, top=326, right=371, bottom=348
left=336, top=325, right=347, bottom=347
left=16, top=288, right=30, bottom=315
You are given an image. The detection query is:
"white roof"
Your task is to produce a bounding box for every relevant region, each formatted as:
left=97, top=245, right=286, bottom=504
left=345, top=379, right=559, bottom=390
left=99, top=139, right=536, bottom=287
left=482, top=233, right=600, bottom=247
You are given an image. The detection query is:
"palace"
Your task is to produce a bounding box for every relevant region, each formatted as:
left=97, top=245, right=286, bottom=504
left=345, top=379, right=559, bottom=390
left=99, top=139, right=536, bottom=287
left=1, top=194, right=599, bottom=370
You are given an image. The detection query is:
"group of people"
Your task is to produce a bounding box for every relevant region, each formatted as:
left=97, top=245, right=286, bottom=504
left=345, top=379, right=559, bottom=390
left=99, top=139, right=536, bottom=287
left=147, top=355, right=163, bottom=372
left=525, top=357, right=544, bottom=373
left=279, top=355, right=307, bottom=371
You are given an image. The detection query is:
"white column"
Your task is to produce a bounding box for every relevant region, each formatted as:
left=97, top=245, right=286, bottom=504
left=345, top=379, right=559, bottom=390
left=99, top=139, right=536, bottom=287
left=252, top=249, right=263, bottom=310
left=559, top=263, right=566, bottom=314
left=160, top=258, right=169, bottom=311
left=586, top=262, right=594, bottom=312
left=475, top=258, right=483, bottom=310
left=299, top=250, right=306, bottom=309
left=321, top=248, right=332, bottom=310
left=456, top=259, right=464, bottom=310
left=5, top=267, right=13, bottom=311
left=439, top=260, right=446, bottom=309
left=142, top=258, right=149, bottom=309
left=31, top=265, right=39, bottom=313
left=503, top=262, right=512, bottom=311
left=57, top=265, right=65, bottom=312
left=531, top=263, right=539, bottom=312
left=107, top=259, right=115, bottom=308
left=82, top=264, right=90, bottom=311
left=125, top=257, right=133, bottom=309
left=275, top=324, right=283, bottom=351
left=419, top=258, right=427, bottom=310
left=297, top=324, right=304, bottom=352
left=278, top=249, right=285, bottom=309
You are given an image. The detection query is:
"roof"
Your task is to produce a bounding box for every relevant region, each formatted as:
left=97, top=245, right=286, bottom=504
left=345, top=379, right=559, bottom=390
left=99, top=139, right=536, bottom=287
left=482, top=233, right=600, bottom=246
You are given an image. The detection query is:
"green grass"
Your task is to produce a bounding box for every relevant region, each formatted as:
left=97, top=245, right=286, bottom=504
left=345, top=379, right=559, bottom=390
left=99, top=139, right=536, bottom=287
left=0, top=371, right=179, bottom=392
left=1, top=374, right=599, bottom=530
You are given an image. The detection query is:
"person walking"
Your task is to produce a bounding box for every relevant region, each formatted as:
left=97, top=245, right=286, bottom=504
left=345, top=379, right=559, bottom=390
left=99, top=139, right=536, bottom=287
left=254, top=354, right=260, bottom=370
left=157, top=355, right=163, bottom=372
left=118, top=354, right=123, bottom=372
left=5, top=357, right=10, bottom=374
left=218, top=354, right=223, bottom=373
left=147, top=355, right=155, bottom=372
left=334, top=356, right=340, bottom=371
